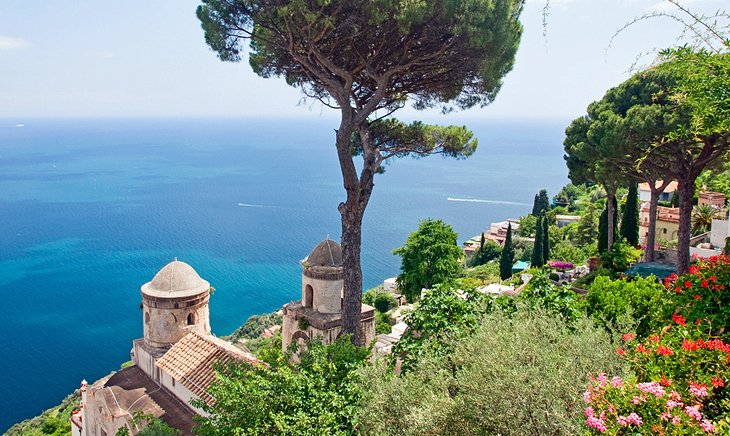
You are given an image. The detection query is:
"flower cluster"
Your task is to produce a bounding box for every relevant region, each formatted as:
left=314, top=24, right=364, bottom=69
left=584, top=374, right=716, bottom=434
left=664, top=255, right=730, bottom=337
left=548, top=260, right=574, bottom=270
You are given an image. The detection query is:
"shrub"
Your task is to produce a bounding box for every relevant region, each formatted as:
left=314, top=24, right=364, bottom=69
left=603, top=239, right=643, bottom=272
left=517, top=272, right=586, bottom=325
left=663, top=255, right=730, bottom=338
left=228, top=312, right=283, bottom=342
left=549, top=272, right=561, bottom=281
left=357, top=309, right=628, bottom=435
left=375, top=311, right=394, bottom=334
left=586, top=276, right=668, bottom=339
left=373, top=293, right=397, bottom=313
left=464, top=261, right=500, bottom=283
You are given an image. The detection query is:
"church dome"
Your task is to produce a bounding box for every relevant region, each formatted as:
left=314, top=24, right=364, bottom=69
left=141, top=259, right=210, bottom=298
left=302, top=239, right=342, bottom=268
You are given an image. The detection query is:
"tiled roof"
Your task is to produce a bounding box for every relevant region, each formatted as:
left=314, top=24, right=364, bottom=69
left=156, top=332, right=258, bottom=405
left=638, top=180, right=678, bottom=193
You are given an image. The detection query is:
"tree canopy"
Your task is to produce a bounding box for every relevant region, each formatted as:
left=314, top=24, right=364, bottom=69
left=198, top=0, right=526, bottom=343
left=394, top=219, right=463, bottom=303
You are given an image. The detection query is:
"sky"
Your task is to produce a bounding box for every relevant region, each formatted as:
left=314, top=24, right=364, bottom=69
left=0, top=0, right=726, bottom=121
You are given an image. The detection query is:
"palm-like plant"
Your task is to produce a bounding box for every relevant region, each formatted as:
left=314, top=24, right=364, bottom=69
left=691, top=205, right=720, bottom=236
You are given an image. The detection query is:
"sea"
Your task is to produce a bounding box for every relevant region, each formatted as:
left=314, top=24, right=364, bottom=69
left=0, top=117, right=568, bottom=431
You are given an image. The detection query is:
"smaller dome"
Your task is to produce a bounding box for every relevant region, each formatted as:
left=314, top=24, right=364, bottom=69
left=142, top=259, right=210, bottom=298
left=302, top=239, right=342, bottom=268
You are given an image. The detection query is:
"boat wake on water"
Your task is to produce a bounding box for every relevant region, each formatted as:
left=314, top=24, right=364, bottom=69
left=447, top=197, right=529, bottom=206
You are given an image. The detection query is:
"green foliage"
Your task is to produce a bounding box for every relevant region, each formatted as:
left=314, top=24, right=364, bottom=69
left=361, top=286, right=384, bottom=306
left=531, top=216, right=545, bottom=267
left=532, top=189, right=550, bottom=216
left=228, top=312, right=283, bottom=342
left=465, top=261, right=501, bottom=284
left=517, top=272, right=586, bottom=325
left=392, top=284, right=492, bottom=372
left=573, top=202, right=599, bottom=247
left=5, top=390, right=80, bottom=436
left=603, top=239, right=643, bottom=272
left=586, top=276, right=668, bottom=339
left=375, top=311, right=395, bottom=334
left=516, top=214, right=537, bottom=237
left=551, top=241, right=589, bottom=265
left=499, top=223, right=514, bottom=280
left=117, top=413, right=180, bottom=436
left=619, top=183, right=640, bottom=246
left=692, top=204, right=721, bottom=235
left=469, top=239, right=501, bottom=267
left=394, top=219, right=463, bottom=303
left=194, top=336, right=368, bottom=435
left=542, top=214, right=550, bottom=262
left=373, top=293, right=397, bottom=313
left=357, top=310, right=628, bottom=435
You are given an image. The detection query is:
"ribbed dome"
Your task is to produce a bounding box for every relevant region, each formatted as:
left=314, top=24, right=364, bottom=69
left=142, top=260, right=210, bottom=298
left=302, top=239, right=342, bottom=268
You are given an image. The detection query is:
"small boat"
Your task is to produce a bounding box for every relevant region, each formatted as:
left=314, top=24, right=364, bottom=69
left=15, top=124, right=24, bottom=127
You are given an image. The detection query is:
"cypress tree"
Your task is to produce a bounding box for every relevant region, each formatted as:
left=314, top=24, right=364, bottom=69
left=500, top=224, right=514, bottom=280
left=532, top=193, right=540, bottom=216
left=531, top=216, right=544, bottom=267
left=598, top=206, right=608, bottom=254
left=538, top=189, right=550, bottom=216
left=620, top=184, right=640, bottom=246
left=542, top=215, right=550, bottom=262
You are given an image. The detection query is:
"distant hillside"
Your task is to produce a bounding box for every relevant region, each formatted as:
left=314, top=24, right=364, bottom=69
left=5, top=390, right=79, bottom=436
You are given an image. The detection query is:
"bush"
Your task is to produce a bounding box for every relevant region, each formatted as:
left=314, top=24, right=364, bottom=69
left=551, top=241, right=589, bottom=265
left=228, top=312, right=283, bottom=342
left=663, top=255, right=730, bottom=338
left=463, top=261, right=500, bottom=284
left=362, top=286, right=384, bottom=306
left=603, top=239, right=643, bottom=272
left=517, top=272, right=586, bottom=325
left=375, top=311, right=394, bottom=334
left=586, top=276, right=668, bottom=339
left=549, top=272, right=561, bottom=281
left=357, top=309, right=628, bottom=435
left=373, top=293, right=397, bottom=313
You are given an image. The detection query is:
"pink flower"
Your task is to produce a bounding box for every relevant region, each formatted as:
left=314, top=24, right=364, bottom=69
left=689, top=383, right=708, bottom=398
left=585, top=407, right=595, bottom=418
left=685, top=405, right=703, bottom=422
left=586, top=416, right=607, bottom=433
left=666, top=399, right=682, bottom=409
left=583, top=390, right=591, bottom=404
left=672, top=415, right=681, bottom=425
left=660, top=412, right=672, bottom=421
left=700, top=419, right=714, bottom=433
left=632, top=395, right=646, bottom=404
left=611, top=376, right=624, bottom=388
left=638, top=381, right=666, bottom=397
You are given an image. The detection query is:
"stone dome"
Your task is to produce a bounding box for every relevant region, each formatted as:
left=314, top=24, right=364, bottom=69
left=302, top=239, right=342, bottom=268
left=141, top=259, right=210, bottom=298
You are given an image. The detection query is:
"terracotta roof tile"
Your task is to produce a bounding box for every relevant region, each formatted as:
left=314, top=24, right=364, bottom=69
left=156, top=332, right=258, bottom=405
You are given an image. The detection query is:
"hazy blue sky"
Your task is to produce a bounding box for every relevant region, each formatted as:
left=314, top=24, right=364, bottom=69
left=0, top=0, right=725, bottom=121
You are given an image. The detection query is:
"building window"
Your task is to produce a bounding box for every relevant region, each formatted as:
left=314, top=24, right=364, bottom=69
left=187, top=313, right=195, bottom=325
left=145, top=312, right=150, bottom=324
left=304, top=285, right=314, bottom=308
left=663, top=228, right=667, bottom=234
left=172, top=377, right=176, bottom=387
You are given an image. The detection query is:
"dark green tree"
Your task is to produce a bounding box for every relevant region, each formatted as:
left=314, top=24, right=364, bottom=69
left=542, top=214, right=550, bottom=262
left=574, top=203, right=598, bottom=247
left=598, top=206, right=608, bottom=254
left=394, top=219, right=463, bottom=303
left=198, top=0, right=525, bottom=343
left=470, top=239, right=501, bottom=267
left=531, top=216, right=544, bottom=267
left=619, top=183, right=640, bottom=246
left=532, top=189, right=550, bottom=216
left=500, top=223, right=515, bottom=280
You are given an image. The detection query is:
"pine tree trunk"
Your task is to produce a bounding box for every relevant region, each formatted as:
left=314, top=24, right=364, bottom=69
left=646, top=189, right=659, bottom=262
left=340, top=201, right=364, bottom=345
left=677, top=179, right=695, bottom=275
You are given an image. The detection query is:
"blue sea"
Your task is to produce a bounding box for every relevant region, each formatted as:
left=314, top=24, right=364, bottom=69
left=0, top=117, right=568, bottom=431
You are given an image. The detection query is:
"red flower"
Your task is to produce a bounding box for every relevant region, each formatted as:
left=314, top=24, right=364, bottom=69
left=685, top=281, right=693, bottom=289
left=701, top=280, right=709, bottom=288
left=617, top=347, right=626, bottom=356
left=622, top=333, right=636, bottom=342
left=683, top=339, right=699, bottom=351
left=690, top=265, right=699, bottom=274
left=672, top=313, right=686, bottom=326
left=637, top=343, right=652, bottom=354
left=649, top=334, right=661, bottom=343
left=712, top=378, right=725, bottom=388
left=695, top=319, right=702, bottom=325
left=710, top=275, right=717, bottom=282
left=656, top=345, right=674, bottom=356
left=674, top=286, right=682, bottom=293
left=660, top=376, right=671, bottom=387
left=694, top=294, right=702, bottom=300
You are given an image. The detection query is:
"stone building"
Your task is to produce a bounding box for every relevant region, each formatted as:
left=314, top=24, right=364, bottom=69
left=72, top=260, right=256, bottom=436
left=282, top=239, right=375, bottom=354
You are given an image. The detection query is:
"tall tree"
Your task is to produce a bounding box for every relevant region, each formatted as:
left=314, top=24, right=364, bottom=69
left=531, top=216, right=544, bottom=267
left=532, top=189, right=550, bottom=216
left=598, top=206, right=608, bottom=255
left=620, top=183, right=640, bottom=246
left=394, top=219, right=463, bottom=303
left=573, top=202, right=598, bottom=247
left=198, top=0, right=525, bottom=343
left=542, top=214, right=550, bottom=262
left=500, top=223, right=514, bottom=280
